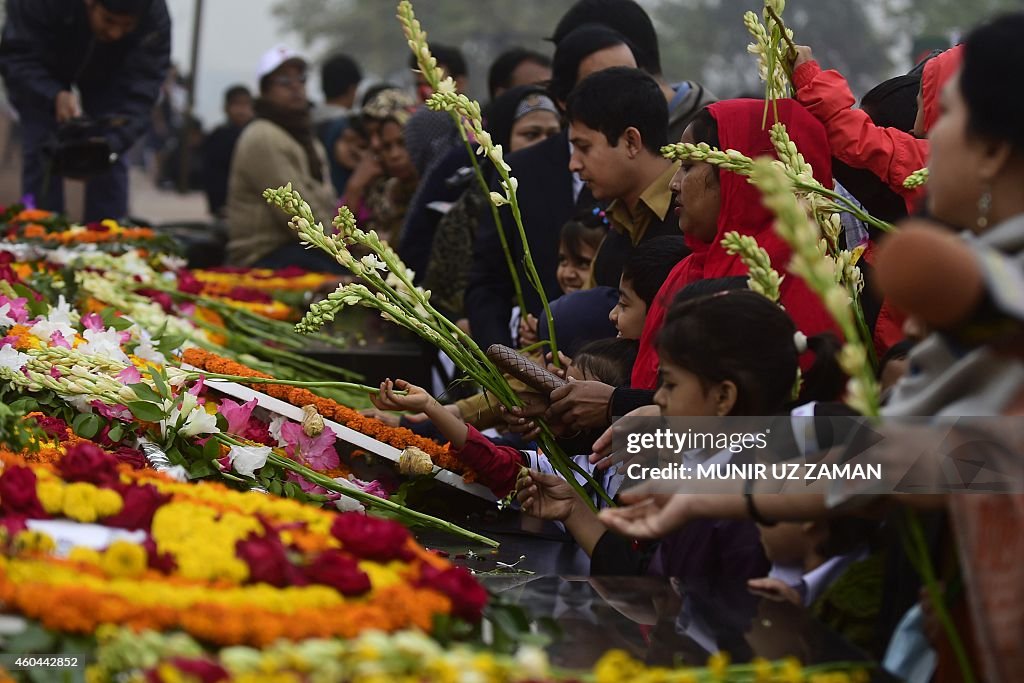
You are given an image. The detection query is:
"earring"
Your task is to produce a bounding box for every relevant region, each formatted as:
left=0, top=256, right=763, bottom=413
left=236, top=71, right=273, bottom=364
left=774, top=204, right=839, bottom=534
left=977, top=186, right=993, bottom=230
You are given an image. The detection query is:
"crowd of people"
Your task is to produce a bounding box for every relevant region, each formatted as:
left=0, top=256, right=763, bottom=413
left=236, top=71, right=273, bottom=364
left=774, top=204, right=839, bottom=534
left=1, top=0, right=1022, bottom=681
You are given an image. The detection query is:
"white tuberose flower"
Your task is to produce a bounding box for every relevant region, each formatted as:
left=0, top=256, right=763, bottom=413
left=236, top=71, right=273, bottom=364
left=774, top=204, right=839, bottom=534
left=228, top=444, right=271, bottom=478
left=80, top=327, right=130, bottom=364
left=180, top=406, right=219, bottom=438
left=0, top=344, right=30, bottom=372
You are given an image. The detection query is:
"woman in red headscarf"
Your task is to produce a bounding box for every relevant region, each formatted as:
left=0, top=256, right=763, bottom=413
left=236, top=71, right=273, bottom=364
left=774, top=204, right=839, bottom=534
left=793, top=44, right=963, bottom=212
left=631, top=98, right=839, bottom=391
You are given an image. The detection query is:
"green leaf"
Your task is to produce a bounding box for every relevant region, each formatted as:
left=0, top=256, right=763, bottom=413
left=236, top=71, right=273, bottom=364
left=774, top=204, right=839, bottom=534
left=107, top=423, right=124, bottom=443
left=189, top=461, right=212, bottom=478
left=100, top=308, right=133, bottom=331
left=202, top=438, right=221, bottom=461
left=126, top=401, right=166, bottom=423
left=283, top=481, right=303, bottom=499
left=268, top=479, right=283, bottom=496
left=75, top=414, right=102, bottom=439
left=159, top=332, right=189, bottom=352
left=5, top=622, right=57, bottom=652
left=128, top=383, right=161, bottom=403
left=149, top=366, right=168, bottom=398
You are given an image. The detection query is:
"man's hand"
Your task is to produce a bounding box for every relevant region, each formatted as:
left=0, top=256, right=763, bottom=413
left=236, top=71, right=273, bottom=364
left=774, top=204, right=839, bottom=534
left=793, top=45, right=814, bottom=69
left=517, top=470, right=577, bottom=521
left=55, top=90, right=81, bottom=123
left=547, top=379, right=614, bottom=432
left=497, top=391, right=548, bottom=441
left=545, top=351, right=572, bottom=379
left=589, top=403, right=660, bottom=469
left=597, top=490, right=688, bottom=539
left=747, top=577, right=803, bottom=605
left=517, top=313, right=539, bottom=348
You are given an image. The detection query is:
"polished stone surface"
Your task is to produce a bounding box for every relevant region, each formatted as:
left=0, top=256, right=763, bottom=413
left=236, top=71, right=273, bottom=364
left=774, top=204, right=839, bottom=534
left=416, top=517, right=895, bottom=681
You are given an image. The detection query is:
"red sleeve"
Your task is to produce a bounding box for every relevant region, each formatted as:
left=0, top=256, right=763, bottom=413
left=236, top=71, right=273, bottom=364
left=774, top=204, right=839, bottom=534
left=453, top=425, right=526, bottom=498
left=794, top=61, right=927, bottom=211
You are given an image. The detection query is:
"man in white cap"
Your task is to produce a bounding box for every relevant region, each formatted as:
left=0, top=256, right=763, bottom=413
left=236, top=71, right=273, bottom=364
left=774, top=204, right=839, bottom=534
left=226, top=45, right=340, bottom=271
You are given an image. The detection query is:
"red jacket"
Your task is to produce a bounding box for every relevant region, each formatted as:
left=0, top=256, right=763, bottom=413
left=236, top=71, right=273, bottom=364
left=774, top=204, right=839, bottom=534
left=794, top=60, right=927, bottom=213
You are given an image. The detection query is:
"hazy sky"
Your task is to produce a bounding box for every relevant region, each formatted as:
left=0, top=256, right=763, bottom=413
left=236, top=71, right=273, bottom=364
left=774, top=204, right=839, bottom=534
left=165, top=0, right=318, bottom=127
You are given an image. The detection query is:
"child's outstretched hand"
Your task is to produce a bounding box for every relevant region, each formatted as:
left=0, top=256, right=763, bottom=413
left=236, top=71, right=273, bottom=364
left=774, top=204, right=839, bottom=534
left=371, top=378, right=435, bottom=414
left=793, top=45, right=814, bottom=68
left=517, top=470, right=577, bottom=521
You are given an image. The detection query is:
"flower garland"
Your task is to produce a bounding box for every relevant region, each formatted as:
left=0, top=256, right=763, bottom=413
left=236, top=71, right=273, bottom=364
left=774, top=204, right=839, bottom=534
left=11, top=219, right=157, bottom=246
left=181, top=348, right=467, bottom=474
left=0, top=446, right=485, bottom=647
left=191, top=267, right=338, bottom=293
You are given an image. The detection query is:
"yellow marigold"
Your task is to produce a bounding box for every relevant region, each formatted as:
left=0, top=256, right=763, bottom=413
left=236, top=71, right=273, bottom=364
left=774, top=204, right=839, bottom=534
left=68, top=547, right=103, bottom=566
left=778, top=657, right=805, bottom=683
left=13, top=529, right=56, bottom=554
left=100, top=541, right=147, bottom=578
left=593, top=650, right=643, bottom=683
left=358, top=561, right=402, bottom=590
left=707, top=651, right=731, bottom=679
left=94, top=489, right=124, bottom=517
left=37, top=480, right=65, bottom=515
left=62, top=482, right=99, bottom=523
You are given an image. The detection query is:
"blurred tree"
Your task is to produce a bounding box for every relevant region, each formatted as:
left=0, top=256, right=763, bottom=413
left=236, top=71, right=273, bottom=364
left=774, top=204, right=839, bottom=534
left=883, top=0, right=1020, bottom=38
left=646, top=0, right=891, bottom=99
left=272, top=0, right=563, bottom=99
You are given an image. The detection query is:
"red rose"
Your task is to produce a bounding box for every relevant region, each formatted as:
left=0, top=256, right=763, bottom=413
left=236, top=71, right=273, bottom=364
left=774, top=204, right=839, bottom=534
left=166, top=658, right=229, bottom=683
left=105, top=484, right=168, bottom=530
left=30, top=415, right=69, bottom=439
left=0, top=466, right=47, bottom=518
left=303, top=549, right=371, bottom=595
left=136, top=289, right=176, bottom=314
left=330, top=513, right=412, bottom=562
left=236, top=529, right=306, bottom=587
left=58, top=442, right=120, bottom=486
left=176, top=270, right=203, bottom=295
left=418, top=564, right=488, bottom=622
left=112, top=446, right=147, bottom=469
left=143, top=536, right=177, bottom=574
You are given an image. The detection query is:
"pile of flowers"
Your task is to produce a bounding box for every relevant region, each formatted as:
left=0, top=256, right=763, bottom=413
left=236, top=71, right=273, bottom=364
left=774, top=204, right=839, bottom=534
left=191, top=265, right=338, bottom=294
left=182, top=348, right=468, bottom=476
left=2, top=207, right=162, bottom=250
left=0, top=445, right=488, bottom=647
left=84, top=628, right=869, bottom=683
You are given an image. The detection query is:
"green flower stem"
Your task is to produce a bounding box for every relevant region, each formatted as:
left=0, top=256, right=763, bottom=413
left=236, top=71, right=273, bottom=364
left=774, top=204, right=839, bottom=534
left=179, top=372, right=395, bottom=395
left=452, top=123, right=528, bottom=316
left=505, top=186, right=560, bottom=367
left=215, top=433, right=498, bottom=547
left=903, top=511, right=976, bottom=683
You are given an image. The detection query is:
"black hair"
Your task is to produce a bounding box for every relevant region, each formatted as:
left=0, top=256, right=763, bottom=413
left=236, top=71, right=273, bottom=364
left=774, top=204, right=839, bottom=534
left=408, top=44, right=468, bottom=79
left=832, top=75, right=921, bottom=234
left=565, top=66, right=667, bottom=153
left=321, top=53, right=362, bottom=100
left=95, top=0, right=152, bottom=15
left=549, top=24, right=637, bottom=103
left=360, top=83, right=397, bottom=109
left=658, top=290, right=844, bottom=415
left=962, top=12, right=1024, bottom=155
left=877, top=339, right=914, bottom=378
left=686, top=107, right=720, bottom=180
left=223, top=85, right=251, bottom=106
left=483, top=84, right=553, bottom=151
left=552, top=0, right=661, bottom=76
left=488, top=48, right=552, bottom=99
left=573, top=337, right=639, bottom=387
left=559, top=209, right=607, bottom=263
left=621, top=235, right=689, bottom=308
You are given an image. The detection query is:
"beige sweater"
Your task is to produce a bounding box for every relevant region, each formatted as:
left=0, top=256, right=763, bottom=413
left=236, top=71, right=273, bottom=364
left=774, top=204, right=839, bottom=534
left=225, top=119, right=337, bottom=266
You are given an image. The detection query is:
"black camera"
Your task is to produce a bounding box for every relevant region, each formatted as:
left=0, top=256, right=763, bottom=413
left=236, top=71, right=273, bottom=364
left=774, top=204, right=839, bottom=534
left=44, top=117, right=119, bottom=180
